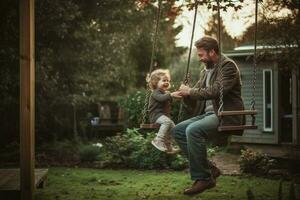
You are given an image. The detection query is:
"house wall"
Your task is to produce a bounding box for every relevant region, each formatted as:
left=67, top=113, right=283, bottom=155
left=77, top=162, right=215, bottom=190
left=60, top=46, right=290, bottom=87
left=228, top=56, right=278, bottom=144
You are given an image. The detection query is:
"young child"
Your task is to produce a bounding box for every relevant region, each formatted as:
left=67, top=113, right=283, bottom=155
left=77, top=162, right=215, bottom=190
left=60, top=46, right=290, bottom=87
left=147, top=69, right=178, bottom=154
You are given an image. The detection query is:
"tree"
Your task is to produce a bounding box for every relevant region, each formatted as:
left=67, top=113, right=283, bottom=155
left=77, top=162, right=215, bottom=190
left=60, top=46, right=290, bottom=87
left=0, top=0, right=19, bottom=145
left=0, top=0, right=247, bottom=143
left=34, top=0, right=186, bottom=140
left=129, top=1, right=186, bottom=87
left=239, top=0, right=300, bottom=70
left=204, top=13, right=236, bottom=51
left=136, top=0, right=244, bottom=12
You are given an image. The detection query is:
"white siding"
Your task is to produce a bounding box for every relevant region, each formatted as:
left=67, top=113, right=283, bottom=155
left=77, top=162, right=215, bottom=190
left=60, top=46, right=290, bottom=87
left=238, top=62, right=264, bottom=132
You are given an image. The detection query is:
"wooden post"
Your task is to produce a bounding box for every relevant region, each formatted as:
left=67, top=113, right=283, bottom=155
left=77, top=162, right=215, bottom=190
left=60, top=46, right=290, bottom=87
left=20, top=0, right=35, bottom=199
left=298, top=69, right=300, bottom=145
left=292, top=70, right=298, bottom=144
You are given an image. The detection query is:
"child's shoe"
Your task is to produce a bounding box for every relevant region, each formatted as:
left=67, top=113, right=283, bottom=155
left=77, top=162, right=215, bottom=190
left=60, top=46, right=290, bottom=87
left=164, top=136, right=180, bottom=154
left=151, top=136, right=167, bottom=152
left=165, top=142, right=180, bottom=154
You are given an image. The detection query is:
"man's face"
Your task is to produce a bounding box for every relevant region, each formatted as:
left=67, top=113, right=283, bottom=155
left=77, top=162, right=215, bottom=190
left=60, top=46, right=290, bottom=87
left=197, top=48, right=214, bottom=68
left=157, top=75, right=170, bottom=91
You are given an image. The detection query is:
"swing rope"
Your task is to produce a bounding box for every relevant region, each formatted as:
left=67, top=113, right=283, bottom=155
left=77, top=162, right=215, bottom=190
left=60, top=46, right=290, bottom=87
left=252, top=0, right=258, bottom=111
left=217, top=0, right=259, bottom=132
left=250, top=0, right=259, bottom=125
left=217, top=0, right=224, bottom=116
left=184, top=1, right=198, bottom=85
left=177, top=0, right=199, bottom=122
left=149, top=0, right=162, bottom=74
left=141, top=0, right=162, bottom=125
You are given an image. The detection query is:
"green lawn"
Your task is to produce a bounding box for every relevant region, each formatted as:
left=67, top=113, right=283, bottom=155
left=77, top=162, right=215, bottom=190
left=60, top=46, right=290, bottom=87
left=35, top=168, right=295, bottom=200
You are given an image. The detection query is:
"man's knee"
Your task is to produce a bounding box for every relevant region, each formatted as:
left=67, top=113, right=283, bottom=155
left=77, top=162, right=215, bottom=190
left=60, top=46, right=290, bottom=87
left=186, top=124, right=206, bottom=139
left=171, top=124, right=182, bottom=138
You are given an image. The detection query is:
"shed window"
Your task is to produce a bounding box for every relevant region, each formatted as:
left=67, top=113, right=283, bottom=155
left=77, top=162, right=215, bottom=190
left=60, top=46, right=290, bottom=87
left=263, top=69, right=273, bottom=131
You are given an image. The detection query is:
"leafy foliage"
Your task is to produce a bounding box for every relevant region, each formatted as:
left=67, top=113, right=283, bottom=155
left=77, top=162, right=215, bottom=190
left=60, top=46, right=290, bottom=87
left=102, top=128, right=188, bottom=170
left=239, top=0, right=300, bottom=70
left=136, top=0, right=245, bottom=13
left=118, top=90, right=147, bottom=127
left=38, top=140, right=81, bottom=164
left=0, top=0, right=19, bottom=144
left=0, top=0, right=185, bottom=144
left=204, top=13, right=236, bottom=51
left=79, top=144, right=102, bottom=162
left=238, top=149, right=278, bottom=175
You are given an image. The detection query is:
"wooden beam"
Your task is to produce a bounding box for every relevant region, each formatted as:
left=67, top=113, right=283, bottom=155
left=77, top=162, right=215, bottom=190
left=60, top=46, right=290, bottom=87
left=20, top=0, right=35, bottom=200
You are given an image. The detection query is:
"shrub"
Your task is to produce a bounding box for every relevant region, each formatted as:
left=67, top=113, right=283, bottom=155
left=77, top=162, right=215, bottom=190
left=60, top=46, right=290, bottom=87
left=46, top=140, right=80, bottom=162
left=0, top=142, right=20, bottom=163
left=170, top=154, right=188, bottom=170
left=79, top=143, right=102, bottom=162
left=103, top=130, right=142, bottom=166
left=128, top=132, right=173, bottom=169
left=207, top=145, right=219, bottom=158
left=35, top=139, right=83, bottom=166
left=118, top=90, right=147, bottom=127
left=102, top=128, right=188, bottom=170
left=238, top=149, right=277, bottom=175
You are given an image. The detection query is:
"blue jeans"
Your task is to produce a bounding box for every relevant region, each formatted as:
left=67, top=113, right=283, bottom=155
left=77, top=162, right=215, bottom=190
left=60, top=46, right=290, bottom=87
left=171, top=112, right=219, bottom=181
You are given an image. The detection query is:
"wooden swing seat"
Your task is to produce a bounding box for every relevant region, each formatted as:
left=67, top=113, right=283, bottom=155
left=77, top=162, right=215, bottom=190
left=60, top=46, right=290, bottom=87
left=218, top=125, right=257, bottom=131
left=140, top=123, right=160, bottom=129
left=218, top=110, right=257, bottom=116
left=217, top=110, right=258, bottom=132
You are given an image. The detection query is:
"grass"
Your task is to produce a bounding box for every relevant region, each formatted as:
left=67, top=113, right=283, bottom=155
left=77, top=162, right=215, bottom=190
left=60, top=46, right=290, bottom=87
left=35, top=168, right=296, bottom=200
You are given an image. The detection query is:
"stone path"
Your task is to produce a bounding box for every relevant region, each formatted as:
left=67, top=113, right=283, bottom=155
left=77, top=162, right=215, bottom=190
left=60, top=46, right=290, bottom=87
left=211, top=152, right=241, bottom=175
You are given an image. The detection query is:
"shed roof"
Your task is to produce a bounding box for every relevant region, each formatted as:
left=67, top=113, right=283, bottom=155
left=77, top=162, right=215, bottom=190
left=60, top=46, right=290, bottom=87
left=225, top=44, right=296, bottom=57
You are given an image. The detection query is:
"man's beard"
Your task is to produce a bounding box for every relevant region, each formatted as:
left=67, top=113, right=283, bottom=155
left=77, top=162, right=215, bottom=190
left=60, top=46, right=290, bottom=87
left=205, top=60, right=214, bottom=69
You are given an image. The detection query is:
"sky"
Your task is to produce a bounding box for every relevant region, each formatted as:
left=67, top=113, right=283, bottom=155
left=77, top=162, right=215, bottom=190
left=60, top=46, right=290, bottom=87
left=174, top=0, right=291, bottom=47
left=174, top=0, right=256, bottom=47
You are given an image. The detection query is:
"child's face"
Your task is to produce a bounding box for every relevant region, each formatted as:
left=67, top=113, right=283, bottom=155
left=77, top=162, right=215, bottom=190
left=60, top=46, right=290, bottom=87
left=157, top=75, right=170, bottom=91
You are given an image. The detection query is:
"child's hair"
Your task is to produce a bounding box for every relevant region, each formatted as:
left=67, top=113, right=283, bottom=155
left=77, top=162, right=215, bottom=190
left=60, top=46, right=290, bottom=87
left=146, top=69, right=170, bottom=90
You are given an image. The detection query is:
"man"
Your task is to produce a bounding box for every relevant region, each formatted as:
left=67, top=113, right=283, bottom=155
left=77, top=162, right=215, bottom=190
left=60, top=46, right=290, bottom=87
left=172, top=36, right=244, bottom=195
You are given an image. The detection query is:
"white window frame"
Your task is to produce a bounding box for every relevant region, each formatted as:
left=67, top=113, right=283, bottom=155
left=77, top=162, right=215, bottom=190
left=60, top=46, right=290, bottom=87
left=263, top=69, right=273, bottom=131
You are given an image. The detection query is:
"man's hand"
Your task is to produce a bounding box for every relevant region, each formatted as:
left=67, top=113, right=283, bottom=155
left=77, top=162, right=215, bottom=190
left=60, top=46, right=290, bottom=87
left=179, top=84, right=191, bottom=96
left=171, top=91, right=182, bottom=99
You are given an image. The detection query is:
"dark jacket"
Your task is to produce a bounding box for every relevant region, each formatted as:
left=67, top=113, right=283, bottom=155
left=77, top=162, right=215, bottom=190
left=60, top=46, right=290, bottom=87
left=148, top=89, right=172, bottom=123
left=184, top=54, right=245, bottom=126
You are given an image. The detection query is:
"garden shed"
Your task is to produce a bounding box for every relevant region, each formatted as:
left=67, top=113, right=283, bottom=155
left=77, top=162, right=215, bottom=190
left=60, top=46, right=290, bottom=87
left=226, top=45, right=300, bottom=159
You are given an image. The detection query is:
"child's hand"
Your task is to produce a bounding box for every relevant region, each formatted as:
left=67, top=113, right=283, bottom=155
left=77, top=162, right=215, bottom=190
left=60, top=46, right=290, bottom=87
left=171, top=91, right=182, bottom=99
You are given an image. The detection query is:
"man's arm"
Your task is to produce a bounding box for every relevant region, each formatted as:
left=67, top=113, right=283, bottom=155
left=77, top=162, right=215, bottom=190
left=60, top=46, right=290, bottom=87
left=186, top=62, right=239, bottom=100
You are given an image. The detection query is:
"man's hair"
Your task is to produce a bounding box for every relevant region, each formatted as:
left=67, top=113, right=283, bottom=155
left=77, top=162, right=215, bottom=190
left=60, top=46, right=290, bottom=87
left=147, top=69, right=170, bottom=90
left=194, top=36, right=219, bottom=54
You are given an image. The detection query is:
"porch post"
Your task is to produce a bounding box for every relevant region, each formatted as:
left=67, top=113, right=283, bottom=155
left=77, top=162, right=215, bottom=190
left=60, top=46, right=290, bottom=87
left=293, top=69, right=299, bottom=144
left=20, top=0, right=35, bottom=199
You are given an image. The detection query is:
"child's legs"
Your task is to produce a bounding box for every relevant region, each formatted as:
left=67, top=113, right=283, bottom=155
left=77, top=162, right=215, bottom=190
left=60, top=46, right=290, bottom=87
left=155, top=115, right=175, bottom=138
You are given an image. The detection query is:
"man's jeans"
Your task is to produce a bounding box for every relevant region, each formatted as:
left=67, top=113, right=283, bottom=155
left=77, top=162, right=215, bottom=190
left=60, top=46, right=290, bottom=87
left=171, top=112, right=219, bottom=181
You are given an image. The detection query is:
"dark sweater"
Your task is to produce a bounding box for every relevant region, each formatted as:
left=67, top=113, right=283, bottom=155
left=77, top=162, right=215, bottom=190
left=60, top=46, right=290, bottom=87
left=148, top=89, right=172, bottom=123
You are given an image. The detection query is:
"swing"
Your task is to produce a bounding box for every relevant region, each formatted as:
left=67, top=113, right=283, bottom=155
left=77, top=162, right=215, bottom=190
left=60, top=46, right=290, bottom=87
left=139, top=0, right=163, bottom=129
left=140, top=0, right=199, bottom=129
left=140, top=0, right=259, bottom=132
left=216, top=0, right=259, bottom=132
